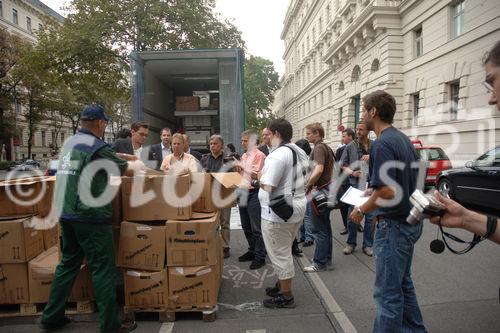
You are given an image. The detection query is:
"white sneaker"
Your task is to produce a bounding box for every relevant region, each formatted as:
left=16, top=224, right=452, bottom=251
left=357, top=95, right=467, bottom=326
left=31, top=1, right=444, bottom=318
left=303, top=264, right=326, bottom=273
left=343, top=245, right=355, bottom=255
left=362, top=247, right=373, bottom=257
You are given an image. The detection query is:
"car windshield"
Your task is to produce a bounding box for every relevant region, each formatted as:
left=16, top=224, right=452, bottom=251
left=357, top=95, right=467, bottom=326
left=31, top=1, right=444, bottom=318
left=475, top=147, right=500, bottom=167
left=417, top=148, right=449, bottom=161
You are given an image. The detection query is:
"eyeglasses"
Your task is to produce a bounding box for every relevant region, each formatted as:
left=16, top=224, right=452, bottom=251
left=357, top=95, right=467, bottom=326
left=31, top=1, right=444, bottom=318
left=483, top=81, right=494, bottom=93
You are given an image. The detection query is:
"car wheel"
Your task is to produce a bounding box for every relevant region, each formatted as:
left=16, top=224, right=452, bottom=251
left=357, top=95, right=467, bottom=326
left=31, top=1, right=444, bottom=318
left=437, top=178, right=453, bottom=199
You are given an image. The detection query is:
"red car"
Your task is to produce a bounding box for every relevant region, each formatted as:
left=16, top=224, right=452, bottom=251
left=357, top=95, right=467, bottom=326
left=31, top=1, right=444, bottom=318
left=412, top=140, right=452, bottom=188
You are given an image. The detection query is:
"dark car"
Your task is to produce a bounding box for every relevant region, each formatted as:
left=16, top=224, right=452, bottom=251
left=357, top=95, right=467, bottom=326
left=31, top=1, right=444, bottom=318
left=412, top=140, right=452, bottom=187
left=436, top=146, right=500, bottom=215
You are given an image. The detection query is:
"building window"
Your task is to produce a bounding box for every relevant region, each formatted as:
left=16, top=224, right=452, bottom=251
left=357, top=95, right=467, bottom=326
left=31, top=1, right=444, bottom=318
left=452, top=0, right=465, bottom=38
left=351, top=65, right=361, bottom=82
left=449, top=81, right=460, bottom=121
left=415, top=27, right=423, bottom=57
left=0, top=1, right=3, bottom=18
left=353, top=95, right=361, bottom=126
left=339, top=81, right=344, bottom=91
left=60, top=132, right=65, bottom=145
left=326, top=119, right=331, bottom=140
left=39, top=23, right=43, bottom=32
left=338, top=107, right=343, bottom=125
left=26, top=17, right=32, bottom=33
left=412, top=93, right=420, bottom=126
left=371, top=59, right=380, bottom=73
left=41, top=131, right=46, bottom=147
left=12, top=8, right=18, bottom=25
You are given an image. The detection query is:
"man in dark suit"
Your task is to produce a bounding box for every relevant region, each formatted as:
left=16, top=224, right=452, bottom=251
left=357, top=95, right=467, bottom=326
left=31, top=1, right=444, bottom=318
left=258, top=127, right=272, bottom=156
left=148, top=127, right=172, bottom=170
left=112, top=121, right=149, bottom=162
left=182, top=134, right=203, bottom=161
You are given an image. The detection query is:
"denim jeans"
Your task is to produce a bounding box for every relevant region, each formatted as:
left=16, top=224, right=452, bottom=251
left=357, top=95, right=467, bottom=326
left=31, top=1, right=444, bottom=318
left=373, top=217, right=427, bottom=333
left=300, top=203, right=315, bottom=242
left=347, top=206, right=374, bottom=249
left=311, top=208, right=332, bottom=267
left=238, top=189, right=266, bottom=261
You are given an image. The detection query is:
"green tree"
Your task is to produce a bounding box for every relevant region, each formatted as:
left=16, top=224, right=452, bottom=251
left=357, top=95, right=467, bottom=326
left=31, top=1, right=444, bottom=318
left=244, top=56, right=280, bottom=131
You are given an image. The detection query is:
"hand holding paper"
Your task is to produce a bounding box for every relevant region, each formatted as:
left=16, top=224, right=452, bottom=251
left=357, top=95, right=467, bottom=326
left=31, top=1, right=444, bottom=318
left=340, top=186, right=370, bottom=207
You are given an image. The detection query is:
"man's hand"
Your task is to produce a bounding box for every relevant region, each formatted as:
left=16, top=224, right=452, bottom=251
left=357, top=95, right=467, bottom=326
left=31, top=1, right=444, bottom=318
left=118, top=153, right=138, bottom=161
left=349, top=206, right=364, bottom=224
left=429, top=191, right=466, bottom=229
left=361, top=154, right=370, bottom=162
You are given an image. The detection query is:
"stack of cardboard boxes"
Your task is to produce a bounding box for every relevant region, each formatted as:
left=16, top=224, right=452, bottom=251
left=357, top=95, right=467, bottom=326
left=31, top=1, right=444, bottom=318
left=0, top=176, right=94, bottom=311
left=117, top=172, right=241, bottom=315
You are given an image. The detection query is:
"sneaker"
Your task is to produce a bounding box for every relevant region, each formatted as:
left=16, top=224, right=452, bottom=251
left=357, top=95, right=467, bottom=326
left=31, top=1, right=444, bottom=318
left=238, top=251, right=255, bottom=262
left=362, top=247, right=373, bottom=257
left=357, top=225, right=364, bottom=232
left=263, top=293, right=296, bottom=309
left=340, top=228, right=348, bottom=235
left=265, top=285, right=280, bottom=297
left=249, top=259, right=266, bottom=270
left=117, top=320, right=137, bottom=332
left=223, top=247, right=230, bottom=259
left=303, top=263, right=326, bottom=272
left=38, top=316, right=71, bottom=330
left=302, top=240, right=314, bottom=247
left=343, top=245, right=355, bottom=255
left=292, top=240, right=303, bottom=257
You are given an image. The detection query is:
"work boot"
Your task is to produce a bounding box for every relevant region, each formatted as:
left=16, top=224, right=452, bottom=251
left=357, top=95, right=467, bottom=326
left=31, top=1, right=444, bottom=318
left=38, top=316, right=71, bottom=331
left=238, top=251, right=255, bottom=262
left=249, top=259, right=266, bottom=270
left=263, top=293, right=296, bottom=309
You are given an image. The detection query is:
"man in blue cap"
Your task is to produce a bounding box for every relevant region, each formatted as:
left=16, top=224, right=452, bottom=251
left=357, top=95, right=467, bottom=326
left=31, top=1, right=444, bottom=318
left=39, top=104, right=143, bottom=332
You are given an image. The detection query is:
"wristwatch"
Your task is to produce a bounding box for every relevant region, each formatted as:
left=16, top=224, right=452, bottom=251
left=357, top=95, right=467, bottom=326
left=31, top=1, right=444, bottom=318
left=355, top=206, right=365, bottom=217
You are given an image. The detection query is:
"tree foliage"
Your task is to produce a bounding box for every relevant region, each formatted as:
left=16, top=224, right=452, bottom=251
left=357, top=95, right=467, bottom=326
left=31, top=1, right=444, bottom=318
left=244, top=56, right=280, bottom=131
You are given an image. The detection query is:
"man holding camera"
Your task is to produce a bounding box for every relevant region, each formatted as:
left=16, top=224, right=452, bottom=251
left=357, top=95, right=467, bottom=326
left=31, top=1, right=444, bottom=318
left=236, top=130, right=267, bottom=269
left=349, top=90, right=426, bottom=333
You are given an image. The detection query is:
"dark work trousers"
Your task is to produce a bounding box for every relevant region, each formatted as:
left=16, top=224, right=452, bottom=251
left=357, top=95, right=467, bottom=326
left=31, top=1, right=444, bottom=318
left=238, top=189, right=267, bottom=261
left=41, top=220, right=121, bottom=333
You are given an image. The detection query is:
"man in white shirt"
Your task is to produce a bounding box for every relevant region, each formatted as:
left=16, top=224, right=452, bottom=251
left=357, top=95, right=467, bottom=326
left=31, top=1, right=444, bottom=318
left=258, top=118, right=308, bottom=309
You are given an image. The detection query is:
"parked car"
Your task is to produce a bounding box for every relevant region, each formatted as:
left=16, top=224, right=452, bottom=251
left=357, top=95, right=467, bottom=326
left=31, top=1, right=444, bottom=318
left=437, top=146, right=500, bottom=216
left=45, top=159, right=59, bottom=176
left=9, top=159, right=40, bottom=171
left=412, top=140, right=452, bottom=188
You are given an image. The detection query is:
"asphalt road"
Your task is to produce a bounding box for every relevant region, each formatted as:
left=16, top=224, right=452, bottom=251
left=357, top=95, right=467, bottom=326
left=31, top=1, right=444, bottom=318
left=1, top=209, right=499, bottom=333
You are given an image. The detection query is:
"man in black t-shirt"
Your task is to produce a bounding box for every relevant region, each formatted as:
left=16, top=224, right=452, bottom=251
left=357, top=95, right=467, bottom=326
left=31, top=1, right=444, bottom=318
left=349, top=90, right=426, bottom=333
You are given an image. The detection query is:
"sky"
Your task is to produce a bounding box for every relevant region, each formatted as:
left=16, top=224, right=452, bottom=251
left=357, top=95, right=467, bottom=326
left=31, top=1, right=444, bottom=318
left=41, top=0, right=289, bottom=76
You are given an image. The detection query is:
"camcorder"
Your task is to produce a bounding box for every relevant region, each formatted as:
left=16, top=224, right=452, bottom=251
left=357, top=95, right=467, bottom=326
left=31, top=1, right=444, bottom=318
left=407, top=189, right=445, bottom=225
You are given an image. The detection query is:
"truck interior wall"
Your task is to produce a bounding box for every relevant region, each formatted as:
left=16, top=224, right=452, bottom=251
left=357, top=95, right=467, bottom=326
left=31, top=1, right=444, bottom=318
left=143, top=66, right=175, bottom=145
left=219, top=59, right=243, bottom=152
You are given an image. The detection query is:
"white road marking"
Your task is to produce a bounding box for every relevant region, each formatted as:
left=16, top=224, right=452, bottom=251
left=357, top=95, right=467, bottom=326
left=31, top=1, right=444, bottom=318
left=299, top=256, right=358, bottom=333
left=159, top=322, right=174, bottom=333
left=246, top=330, right=266, bottom=333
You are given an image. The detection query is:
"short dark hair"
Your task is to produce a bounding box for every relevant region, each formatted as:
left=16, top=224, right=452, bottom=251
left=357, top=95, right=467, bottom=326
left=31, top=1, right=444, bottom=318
left=295, top=138, right=311, bottom=156
left=161, top=127, right=171, bottom=134
left=117, top=128, right=131, bottom=138
left=342, top=128, right=355, bottom=139
left=362, top=90, right=396, bottom=124
left=131, top=121, right=149, bottom=131
left=305, top=122, right=325, bottom=138
left=268, top=118, right=293, bottom=143
left=483, top=41, right=500, bottom=67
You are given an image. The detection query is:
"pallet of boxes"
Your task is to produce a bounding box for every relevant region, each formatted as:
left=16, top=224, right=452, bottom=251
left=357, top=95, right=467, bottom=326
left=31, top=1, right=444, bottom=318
left=0, top=176, right=95, bottom=317
left=117, top=171, right=241, bottom=322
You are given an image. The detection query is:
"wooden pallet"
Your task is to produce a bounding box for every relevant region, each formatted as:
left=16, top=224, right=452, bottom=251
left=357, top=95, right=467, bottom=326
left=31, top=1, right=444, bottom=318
left=123, top=305, right=218, bottom=322
left=0, top=300, right=95, bottom=318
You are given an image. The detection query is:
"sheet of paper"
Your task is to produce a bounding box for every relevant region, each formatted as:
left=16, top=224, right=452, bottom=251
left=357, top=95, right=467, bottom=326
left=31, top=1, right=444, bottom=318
left=340, top=186, right=370, bottom=207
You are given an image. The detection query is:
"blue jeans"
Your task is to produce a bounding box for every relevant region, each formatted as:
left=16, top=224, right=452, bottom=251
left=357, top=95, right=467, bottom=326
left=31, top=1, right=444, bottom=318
left=311, top=208, right=332, bottom=267
left=373, top=217, right=427, bottom=333
left=347, top=206, right=374, bottom=249
left=300, top=203, right=315, bottom=242
left=238, top=189, right=266, bottom=261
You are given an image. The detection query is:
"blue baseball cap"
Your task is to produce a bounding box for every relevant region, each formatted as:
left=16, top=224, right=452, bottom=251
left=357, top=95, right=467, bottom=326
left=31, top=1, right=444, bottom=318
left=80, top=104, right=109, bottom=121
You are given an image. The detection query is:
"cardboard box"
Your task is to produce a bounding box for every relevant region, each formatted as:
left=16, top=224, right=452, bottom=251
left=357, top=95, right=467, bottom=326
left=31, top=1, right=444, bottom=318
left=42, top=225, right=59, bottom=250
left=176, top=96, right=200, bottom=111
left=121, top=175, right=192, bottom=221
left=110, top=176, right=122, bottom=226
left=123, top=268, right=169, bottom=308
left=168, top=265, right=219, bottom=310
left=191, top=172, right=242, bottom=212
left=165, top=212, right=220, bottom=267
left=117, top=221, right=165, bottom=271
left=0, top=216, right=44, bottom=263
left=28, top=247, right=94, bottom=303
left=0, top=176, right=55, bottom=217
left=0, top=263, right=29, bottom=304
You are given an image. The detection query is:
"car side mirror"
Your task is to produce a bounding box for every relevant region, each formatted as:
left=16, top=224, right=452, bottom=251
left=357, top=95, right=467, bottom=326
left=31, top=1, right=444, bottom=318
left=465, top=160, right=476, bottom=169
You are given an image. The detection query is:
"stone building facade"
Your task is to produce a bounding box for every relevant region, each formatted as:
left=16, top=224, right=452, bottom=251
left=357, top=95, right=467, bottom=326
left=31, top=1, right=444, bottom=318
left=274, top=0, right=500, bottom=164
